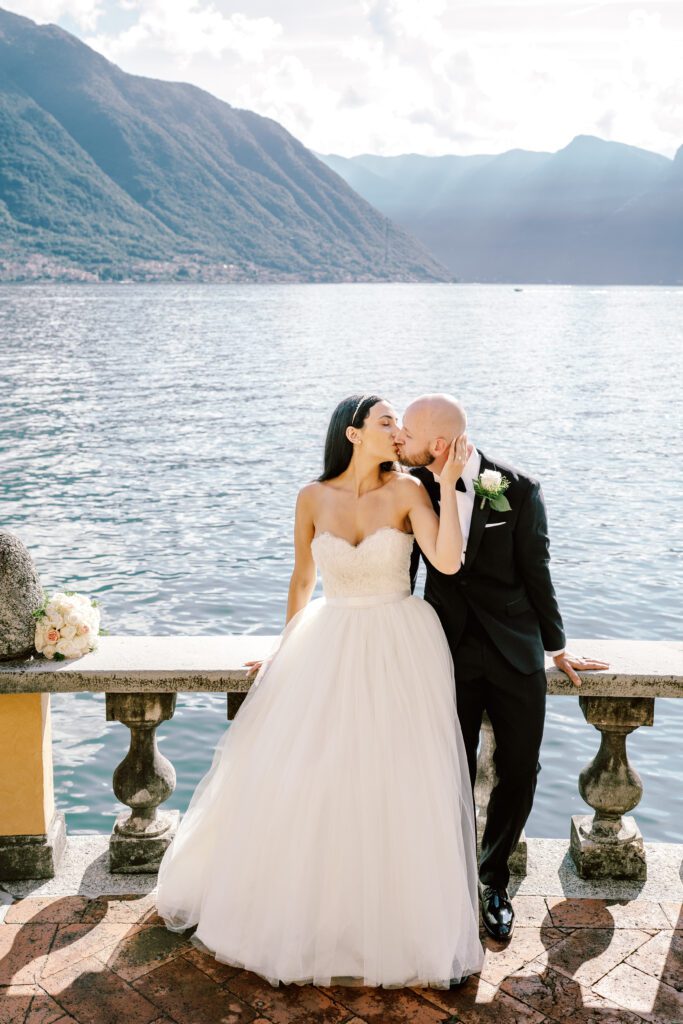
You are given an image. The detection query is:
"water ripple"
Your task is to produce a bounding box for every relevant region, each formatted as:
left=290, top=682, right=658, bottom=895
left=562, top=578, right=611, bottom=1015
left=2, top=283, right=681, bottom=840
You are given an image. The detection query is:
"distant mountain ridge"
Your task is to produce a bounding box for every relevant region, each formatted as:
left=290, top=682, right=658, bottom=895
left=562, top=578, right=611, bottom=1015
left=0, top=8, right=449, bottom=283
left=321, top=137, right=683, bottom=284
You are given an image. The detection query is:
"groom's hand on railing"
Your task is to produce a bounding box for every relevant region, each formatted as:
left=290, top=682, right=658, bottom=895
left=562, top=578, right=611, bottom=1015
left=553, top=651, right=610, bottom=688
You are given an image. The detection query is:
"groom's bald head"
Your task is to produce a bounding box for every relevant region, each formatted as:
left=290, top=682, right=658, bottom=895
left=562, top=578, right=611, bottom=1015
left=395, top=394, right=468, bottom=470
left=406, top=394, right=466, bottom=440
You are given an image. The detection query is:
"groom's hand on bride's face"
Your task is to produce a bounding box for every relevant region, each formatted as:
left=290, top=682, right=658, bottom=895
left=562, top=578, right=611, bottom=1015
left=552, top=651, right=610, bottom=688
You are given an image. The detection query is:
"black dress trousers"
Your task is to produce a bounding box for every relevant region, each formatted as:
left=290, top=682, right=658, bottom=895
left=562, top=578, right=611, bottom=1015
left=451, top=606, right=547, bottom=890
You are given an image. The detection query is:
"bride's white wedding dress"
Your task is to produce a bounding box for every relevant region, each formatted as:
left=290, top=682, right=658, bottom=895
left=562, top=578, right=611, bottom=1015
left=156, top=527, right=484, bottom=989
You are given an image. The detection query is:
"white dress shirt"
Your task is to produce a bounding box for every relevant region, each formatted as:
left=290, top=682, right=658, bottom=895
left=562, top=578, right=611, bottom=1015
left=433, top=445, right=480, bottom=565
left=432, top=445, right=564, bottom=657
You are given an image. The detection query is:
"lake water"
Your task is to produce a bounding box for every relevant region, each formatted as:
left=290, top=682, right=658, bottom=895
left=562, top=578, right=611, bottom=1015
left=1, top=283, right=681, bottom=843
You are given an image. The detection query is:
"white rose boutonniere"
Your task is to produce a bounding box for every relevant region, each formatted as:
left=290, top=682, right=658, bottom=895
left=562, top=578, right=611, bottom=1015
left=473, top=469, right=511, bottom=512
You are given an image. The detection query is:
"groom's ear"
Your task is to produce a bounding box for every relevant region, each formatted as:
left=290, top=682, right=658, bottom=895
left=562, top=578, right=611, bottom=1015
left=432, top=437, right=447, bottom=456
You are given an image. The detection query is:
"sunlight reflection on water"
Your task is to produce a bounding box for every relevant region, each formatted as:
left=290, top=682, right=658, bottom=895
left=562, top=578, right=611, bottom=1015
left=2, top=283, right=681, bottom=840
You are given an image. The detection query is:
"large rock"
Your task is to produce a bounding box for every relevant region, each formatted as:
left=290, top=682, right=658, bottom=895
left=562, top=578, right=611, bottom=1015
left=0, top=531, right=44, bottom=660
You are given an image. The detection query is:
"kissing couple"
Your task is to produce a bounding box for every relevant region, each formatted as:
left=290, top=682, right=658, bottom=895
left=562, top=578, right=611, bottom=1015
left=156, top=392, right=608, bottom=990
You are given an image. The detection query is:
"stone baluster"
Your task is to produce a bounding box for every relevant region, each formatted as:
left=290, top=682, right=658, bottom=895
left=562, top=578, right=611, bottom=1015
left=105, top=692, right=179, bottom=873
left=474, top=710, right=527, bottom=874
left=227, top=691, right=248, bottom=719
left=570, top=695, right=654, bottom=880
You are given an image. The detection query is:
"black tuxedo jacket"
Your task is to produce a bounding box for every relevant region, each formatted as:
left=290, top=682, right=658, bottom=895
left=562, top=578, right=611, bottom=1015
left=410, top=451, right=566, bottom=675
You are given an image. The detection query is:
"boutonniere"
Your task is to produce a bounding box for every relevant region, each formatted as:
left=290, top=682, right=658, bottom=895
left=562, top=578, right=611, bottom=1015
left=473, top=469, right=511, bottom=512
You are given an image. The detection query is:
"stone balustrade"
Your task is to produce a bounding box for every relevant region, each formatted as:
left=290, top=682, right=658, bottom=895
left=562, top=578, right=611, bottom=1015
left=0, top=637, right=681, bottom=883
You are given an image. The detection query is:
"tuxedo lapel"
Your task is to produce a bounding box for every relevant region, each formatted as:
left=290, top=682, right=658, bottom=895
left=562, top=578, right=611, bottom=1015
left=464, top=449, right=491, bottom=570
left=413, top=466, right=440, bottom=514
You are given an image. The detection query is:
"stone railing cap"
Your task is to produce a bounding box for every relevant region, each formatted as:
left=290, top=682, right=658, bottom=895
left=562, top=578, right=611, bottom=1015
left=0, top=637, right=681, bottom=697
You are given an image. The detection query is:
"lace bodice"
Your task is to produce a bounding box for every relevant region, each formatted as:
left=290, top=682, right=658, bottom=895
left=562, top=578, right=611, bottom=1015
left=311, top=527, right=414, bottom=599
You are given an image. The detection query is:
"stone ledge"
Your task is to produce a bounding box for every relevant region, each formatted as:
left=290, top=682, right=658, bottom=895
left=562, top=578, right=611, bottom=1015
left=1, top=637, right=682, bottom=696
left=2, top=836, right=681, bottom=903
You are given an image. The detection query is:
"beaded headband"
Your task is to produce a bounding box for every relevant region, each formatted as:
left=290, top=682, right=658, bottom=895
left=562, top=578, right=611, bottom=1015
left=350, top=394, right=370, bottom=427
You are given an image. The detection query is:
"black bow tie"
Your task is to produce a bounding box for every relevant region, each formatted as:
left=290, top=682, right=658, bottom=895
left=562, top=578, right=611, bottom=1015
left=456, top=478, right=467, bottom=493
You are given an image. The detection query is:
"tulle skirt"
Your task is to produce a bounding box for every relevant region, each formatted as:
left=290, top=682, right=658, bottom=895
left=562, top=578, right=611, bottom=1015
left=155, top=591, right=484, bottom=988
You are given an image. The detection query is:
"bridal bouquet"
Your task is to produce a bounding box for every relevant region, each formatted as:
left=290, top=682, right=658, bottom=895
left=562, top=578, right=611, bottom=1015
left=32, top=590, right=103, bottom=660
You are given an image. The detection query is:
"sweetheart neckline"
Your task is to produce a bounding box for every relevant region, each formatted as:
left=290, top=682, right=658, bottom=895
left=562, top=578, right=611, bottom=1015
left=312, top=526, right=414, bottom=550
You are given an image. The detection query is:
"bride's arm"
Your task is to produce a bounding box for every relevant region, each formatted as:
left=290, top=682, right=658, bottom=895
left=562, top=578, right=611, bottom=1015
left=285, top=484, right=317, bottom=624
left=406, top=435, right=468, bottom=575
left=245, top=485, right=317, bottom=677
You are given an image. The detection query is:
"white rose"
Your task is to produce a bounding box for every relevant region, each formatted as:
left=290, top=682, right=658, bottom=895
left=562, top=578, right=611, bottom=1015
left=480, top=469, right=502, bottom=490
left=55, top=638, right=73, bottom=656
left=43, top=644, right=57, bottom=659
left=65, top=612, right=81, bottom=626
left=60, top=625, right=77, bottom=641
left=47, top=612, right=64, bottom=629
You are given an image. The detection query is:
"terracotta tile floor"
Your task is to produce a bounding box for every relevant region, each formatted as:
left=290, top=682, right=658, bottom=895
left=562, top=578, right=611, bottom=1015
left=0, top=894, right=680, bottom=1024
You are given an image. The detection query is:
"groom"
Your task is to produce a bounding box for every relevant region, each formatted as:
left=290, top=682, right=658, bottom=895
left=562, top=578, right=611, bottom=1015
left=395, top=394, right=608, bottom=943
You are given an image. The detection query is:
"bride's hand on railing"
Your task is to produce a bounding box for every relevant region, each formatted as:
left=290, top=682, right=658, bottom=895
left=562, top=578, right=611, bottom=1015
left=244, top=660, right=264, bottom=679
left=439, top=433, right=468, bottom=489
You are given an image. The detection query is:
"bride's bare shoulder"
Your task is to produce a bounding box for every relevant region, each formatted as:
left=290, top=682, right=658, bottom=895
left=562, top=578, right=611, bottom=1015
left=386, top=469, right=423, bottom=492
left=296, top=480, right=328, bottom=511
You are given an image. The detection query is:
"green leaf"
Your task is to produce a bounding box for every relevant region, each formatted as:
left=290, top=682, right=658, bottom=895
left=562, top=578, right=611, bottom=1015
left=53, top=652, right=66, bottom=661
left=490, top=495, right=511, bottom=512
left=98, top=628, right=110, bottom=636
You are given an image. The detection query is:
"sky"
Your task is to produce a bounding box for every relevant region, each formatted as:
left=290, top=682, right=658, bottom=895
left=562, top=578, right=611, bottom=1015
left=5, top=0, right=683, bottom=158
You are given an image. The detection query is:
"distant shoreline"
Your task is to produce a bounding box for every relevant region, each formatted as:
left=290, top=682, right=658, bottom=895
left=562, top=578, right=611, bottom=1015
left=2, top=278, right=681, bottom=288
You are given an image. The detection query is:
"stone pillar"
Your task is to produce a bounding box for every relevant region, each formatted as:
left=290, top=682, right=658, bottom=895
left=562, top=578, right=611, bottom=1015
left=0, top=693, right=66, bottom=880
left=474, top=711, right=527, bottom=875
left=570, top=695, right=654, bottom=880
left=227, top=692, right=248, bottom=719
left=106, top=692, right=178, bottom=873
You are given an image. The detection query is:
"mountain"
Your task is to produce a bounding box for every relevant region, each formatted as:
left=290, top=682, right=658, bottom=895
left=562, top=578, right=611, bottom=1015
left=0, top=9, right=449, bottom=283
left=320, top=137, right=683, bottom=284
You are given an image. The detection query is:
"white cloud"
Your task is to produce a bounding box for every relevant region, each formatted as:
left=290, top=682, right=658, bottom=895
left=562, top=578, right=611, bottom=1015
left=365, top=0, right=447, bottom=47
left=21, top=0, right=682, bottom=158
left=321, top=1, right=683, bottom=157
left=3, top=0, right=103, bottom=31
left=87, top=0, right=282, bottom=66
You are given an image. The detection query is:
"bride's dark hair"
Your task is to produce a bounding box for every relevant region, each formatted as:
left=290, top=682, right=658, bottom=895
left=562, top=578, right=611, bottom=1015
left=318, top=394, right=396, bottom=482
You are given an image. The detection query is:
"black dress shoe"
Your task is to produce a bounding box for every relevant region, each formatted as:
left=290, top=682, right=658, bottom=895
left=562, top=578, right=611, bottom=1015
left=478, top=881, right=515, bottom=941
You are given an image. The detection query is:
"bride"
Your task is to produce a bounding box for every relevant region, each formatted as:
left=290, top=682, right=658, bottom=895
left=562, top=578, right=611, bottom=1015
left=156, top=393, right=485, bottom=989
